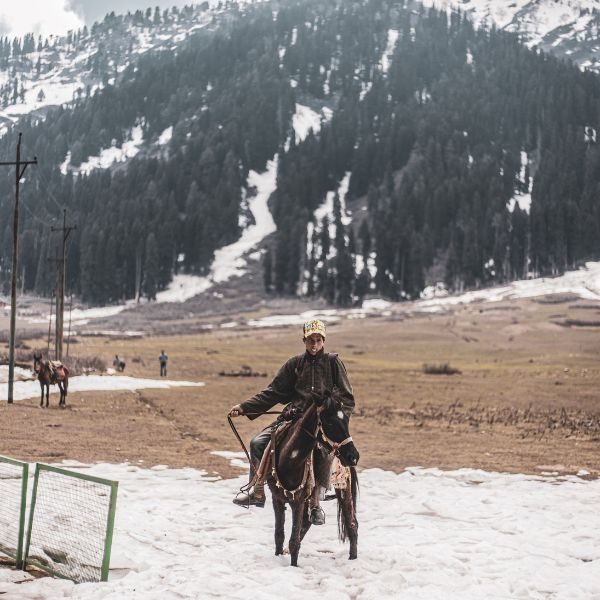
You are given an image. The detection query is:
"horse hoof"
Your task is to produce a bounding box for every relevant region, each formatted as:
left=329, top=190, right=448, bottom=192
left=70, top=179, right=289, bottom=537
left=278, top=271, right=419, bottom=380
left=349, top=554, right=357, bottom=560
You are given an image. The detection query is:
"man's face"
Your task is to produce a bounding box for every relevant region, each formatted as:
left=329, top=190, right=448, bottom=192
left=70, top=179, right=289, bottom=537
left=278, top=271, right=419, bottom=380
left=304, top=333, right=324, bottom=355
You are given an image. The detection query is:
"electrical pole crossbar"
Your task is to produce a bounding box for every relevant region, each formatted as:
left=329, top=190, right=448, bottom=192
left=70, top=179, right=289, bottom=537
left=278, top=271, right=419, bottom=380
left=2, top=133, right=37, bottom=404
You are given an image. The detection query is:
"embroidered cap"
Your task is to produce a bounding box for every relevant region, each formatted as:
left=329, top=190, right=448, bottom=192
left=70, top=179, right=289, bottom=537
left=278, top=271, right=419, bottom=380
left=303, top=319, right=326, bottom=339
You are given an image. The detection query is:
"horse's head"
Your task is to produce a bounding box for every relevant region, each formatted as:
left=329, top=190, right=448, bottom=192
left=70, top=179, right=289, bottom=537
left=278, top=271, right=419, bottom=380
left=32, top=352, right=42, bottom=373
left=316, top=394, right=360, bottom=468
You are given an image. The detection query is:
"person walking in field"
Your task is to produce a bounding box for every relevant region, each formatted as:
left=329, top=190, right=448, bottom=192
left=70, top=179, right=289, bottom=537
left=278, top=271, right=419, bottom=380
left=229, top=319, right=355, bottom=525
left=159, top=350, right=168, bottom=377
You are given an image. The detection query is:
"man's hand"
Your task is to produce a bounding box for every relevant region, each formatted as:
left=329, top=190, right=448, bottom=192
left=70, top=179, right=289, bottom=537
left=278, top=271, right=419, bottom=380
left=229, top=404, right=244, bottom=417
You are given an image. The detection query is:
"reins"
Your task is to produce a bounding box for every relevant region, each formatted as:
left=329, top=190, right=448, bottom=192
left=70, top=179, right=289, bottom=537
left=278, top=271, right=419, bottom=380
left=228, top=411, right=282, bottom=507
left=227, top=411, right=282, bottom=468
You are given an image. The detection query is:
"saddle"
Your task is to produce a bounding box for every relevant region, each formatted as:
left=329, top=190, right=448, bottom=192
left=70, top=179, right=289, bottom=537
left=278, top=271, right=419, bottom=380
left=48, top=360, right=65, bottom=381
left=253, top=421, right=317, bottom=501
left=253, top=420, right=293, bottom=484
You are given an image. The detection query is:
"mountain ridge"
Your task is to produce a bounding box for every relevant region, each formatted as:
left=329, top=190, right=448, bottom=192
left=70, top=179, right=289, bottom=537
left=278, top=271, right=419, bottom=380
left=0, top=0, right=598, bottom=309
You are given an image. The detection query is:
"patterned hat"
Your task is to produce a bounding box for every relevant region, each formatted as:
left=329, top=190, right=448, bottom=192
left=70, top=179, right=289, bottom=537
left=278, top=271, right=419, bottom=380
left=303, top=319, right=326, bottom=339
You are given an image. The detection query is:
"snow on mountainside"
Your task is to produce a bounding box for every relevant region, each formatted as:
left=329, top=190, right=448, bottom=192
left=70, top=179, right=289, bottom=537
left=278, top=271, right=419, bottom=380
left=421, top=0, right=600, bottom=70
left=0, top=1, right=258, bottom=145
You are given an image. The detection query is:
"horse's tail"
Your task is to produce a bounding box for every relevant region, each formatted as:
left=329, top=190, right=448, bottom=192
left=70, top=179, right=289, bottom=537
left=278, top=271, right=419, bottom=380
left=337, top=466, right=358, bottom=543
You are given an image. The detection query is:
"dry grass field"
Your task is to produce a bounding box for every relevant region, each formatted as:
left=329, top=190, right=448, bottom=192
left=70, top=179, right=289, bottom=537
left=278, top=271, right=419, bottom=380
left=1, top=295, right=599, bottom=479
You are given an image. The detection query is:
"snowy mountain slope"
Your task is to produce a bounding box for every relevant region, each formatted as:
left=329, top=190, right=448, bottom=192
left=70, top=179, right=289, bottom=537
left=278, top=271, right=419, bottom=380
left=0, top=1, right=260, bottom=141
left=421, top=0, right=600, bottom=70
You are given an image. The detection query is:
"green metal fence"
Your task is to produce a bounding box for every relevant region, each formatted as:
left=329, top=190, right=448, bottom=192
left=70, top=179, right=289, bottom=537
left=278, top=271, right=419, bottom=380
left=0, top=455, right=29, bottom=568
left=24, top=464, right=118, bottom=583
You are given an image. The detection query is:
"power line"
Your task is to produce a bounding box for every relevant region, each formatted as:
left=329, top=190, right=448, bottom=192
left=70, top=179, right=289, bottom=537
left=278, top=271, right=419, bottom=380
left=32, top=167, right=66, bottom=212
left=20, top=197, right=50, bottom=226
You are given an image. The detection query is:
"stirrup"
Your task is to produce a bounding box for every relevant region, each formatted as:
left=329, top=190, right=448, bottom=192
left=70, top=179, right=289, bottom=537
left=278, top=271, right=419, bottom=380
left=309, top=506, right=325, bottom=525
left=233, top=491, right=265, bottom=508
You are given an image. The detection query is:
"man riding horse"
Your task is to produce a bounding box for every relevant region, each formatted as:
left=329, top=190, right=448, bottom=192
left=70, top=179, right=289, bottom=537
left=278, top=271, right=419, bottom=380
left=229, top=319, right=355, bottom=525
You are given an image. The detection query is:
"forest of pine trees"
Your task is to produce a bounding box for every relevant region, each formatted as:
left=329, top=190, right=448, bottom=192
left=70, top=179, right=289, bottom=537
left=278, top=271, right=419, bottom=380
left=0, top=0, right=599, bottom=306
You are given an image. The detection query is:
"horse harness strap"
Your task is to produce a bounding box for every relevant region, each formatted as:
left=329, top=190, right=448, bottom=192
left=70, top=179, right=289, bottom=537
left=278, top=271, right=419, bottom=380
left=318, top=424, right=353, bottom=456
left=269, top=422, right=315, bottom=501
left=270, top=450, right=313, bottom=501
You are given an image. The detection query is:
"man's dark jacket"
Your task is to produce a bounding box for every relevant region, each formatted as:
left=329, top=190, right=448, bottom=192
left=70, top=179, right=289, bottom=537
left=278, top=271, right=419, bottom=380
left=240, top=349, right=354, bottom=419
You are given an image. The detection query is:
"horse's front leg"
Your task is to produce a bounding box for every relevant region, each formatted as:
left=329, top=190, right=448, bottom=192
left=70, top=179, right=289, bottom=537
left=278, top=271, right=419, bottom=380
left=288, top=499, right=305, bottom=567
left=271, top=494, right=286, bottom=556
left=45, top=384, right=49, bottom=408
left=337, top=488, right=358, bottom=560
left=39, top=383, right=44, bottom=408
left=58, top=382, right=64, bottom=407
left=299, top=498, right=312, bottom=542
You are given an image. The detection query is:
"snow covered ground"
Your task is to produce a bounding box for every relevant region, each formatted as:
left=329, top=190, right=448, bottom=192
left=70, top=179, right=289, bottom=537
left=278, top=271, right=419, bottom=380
left=420, top=261, right=600, bottom=307
left=0, top=462, right=597, bottom=599
left=0, top=375, right=203, bottom=402
left=9, top=260, right=600, bottom=330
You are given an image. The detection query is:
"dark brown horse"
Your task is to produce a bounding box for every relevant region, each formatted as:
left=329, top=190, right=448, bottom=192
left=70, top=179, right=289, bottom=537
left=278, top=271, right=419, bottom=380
left=33, top=352, right=69, bottom=408
left=266, top=395, right=359, bottom=566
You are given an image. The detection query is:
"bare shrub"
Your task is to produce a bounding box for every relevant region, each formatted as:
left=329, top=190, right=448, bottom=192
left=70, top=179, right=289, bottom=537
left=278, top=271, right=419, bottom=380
left=422, top=363, right=462, bottom=375
left=61, top=355, right=107, bottom=376
left=535, top=293, right=579, bottom=304
left=0, top=330, right=47, bottom=345
left=569, top=304, right=600, bottom=310
left=563, top=319, right=600, bottom=327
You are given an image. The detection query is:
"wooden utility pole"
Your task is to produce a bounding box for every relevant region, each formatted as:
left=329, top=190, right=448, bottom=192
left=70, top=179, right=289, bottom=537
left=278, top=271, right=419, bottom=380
left=47, top=255, right=60, bottom=359
left=0, top=133, right=37, bottom=403
left=46, top=291, right=54, bottom=357
left=50, top=209, right=76, bottom=361
left=66, top=294, right=73, bottom=357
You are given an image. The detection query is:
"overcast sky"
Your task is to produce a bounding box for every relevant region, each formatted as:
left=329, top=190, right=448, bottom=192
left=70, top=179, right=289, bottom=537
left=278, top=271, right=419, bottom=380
left=0, top=0, right=195, bottom=39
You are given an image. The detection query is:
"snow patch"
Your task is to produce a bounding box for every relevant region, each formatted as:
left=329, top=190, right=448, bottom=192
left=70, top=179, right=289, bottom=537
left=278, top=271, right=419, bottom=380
left=155, top=157, right=278, bottom=303
left=0, top=375, right=203, bottom=402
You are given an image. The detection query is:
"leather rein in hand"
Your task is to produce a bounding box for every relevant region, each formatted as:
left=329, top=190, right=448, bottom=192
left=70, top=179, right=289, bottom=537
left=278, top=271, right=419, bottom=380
left=227, top=411, right=281, bottom=473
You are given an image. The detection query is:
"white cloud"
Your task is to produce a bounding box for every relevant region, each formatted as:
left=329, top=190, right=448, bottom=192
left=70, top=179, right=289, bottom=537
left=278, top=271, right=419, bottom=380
left=0, top=1, right=83, bottom=39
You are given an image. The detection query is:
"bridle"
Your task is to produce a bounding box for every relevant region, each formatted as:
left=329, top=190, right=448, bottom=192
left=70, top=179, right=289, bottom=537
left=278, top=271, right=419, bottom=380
left=317, top=421, right=353, bottom=457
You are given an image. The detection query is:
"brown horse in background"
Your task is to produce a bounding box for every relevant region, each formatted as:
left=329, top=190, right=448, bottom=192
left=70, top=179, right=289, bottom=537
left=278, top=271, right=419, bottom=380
left=33, top=352, right=69, bottom=408
left=266, top=395, right=359, bottom=567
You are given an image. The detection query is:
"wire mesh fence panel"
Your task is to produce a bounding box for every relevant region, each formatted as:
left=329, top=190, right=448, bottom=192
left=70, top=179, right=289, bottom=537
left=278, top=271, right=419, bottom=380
left=24, top=465, right=118, bottom=583
left=0, top=456, right=28, bottom=567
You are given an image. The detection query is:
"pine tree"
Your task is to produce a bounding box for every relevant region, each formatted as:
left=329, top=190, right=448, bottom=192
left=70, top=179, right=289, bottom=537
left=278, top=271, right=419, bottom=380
left=263, top=247, right=273, bottom=292
left=143, top=232, right=159, bottom=300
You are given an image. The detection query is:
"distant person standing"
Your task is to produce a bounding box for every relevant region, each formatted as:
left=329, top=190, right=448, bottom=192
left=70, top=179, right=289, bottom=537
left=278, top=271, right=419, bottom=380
left=159, top=350, right=168, bottom=377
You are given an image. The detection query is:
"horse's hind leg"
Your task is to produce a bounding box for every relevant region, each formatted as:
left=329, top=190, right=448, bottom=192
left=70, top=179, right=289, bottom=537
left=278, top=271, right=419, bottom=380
left=58, top=383, right=65, bottom=407
left=272, top=495, right=286, bottom=556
